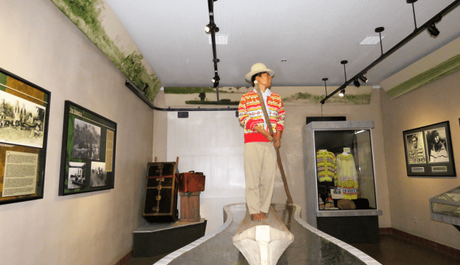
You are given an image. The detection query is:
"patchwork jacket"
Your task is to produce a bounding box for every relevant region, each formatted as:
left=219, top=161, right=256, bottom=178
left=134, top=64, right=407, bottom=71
left=316, top=150, right=337, bottom=183
left=238, top=90, right=285, bottom=143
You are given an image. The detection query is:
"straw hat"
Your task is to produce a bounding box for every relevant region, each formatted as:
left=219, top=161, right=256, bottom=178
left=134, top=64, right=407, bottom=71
left=244, top=63, right=275, bottom=83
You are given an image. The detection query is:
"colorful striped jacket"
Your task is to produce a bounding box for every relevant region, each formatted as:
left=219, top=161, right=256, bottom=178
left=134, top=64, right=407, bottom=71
left=238, top=90, right=285, bottom=143
left=316, top=149, right=337, bottom=183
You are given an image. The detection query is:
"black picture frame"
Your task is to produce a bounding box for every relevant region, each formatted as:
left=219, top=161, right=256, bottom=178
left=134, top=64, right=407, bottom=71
left=403, top=121, right=455, bottom=177
left=59, top=101, right=117, bottom=195
left=0, top=67, right=51, bottom=205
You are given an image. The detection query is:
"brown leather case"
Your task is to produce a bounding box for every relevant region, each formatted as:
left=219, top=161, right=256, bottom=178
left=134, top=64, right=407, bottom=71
left=177, top=171, right=205, bottom=193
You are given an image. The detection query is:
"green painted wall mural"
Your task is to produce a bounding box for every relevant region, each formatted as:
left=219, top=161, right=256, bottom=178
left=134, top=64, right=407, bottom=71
left=164, top=86, right=372, bottom=107
left=51, top=0, right=161, bottom=101
left=386, top=53, right=460, bottom=99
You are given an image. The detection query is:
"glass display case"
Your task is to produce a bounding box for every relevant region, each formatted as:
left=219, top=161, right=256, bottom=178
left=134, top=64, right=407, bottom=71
left=315, top=129, right=377, bottom=211
left=430, top=186, right=460, bottom=227
left=303, top=121, right=382, bottom=243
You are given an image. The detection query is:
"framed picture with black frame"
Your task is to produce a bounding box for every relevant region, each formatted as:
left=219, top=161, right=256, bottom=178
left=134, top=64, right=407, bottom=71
left=0, top=67, right=51, bottom=205
left=59, top=101, right=117, bottom=195
left=403, top=121, right=455, bottom=177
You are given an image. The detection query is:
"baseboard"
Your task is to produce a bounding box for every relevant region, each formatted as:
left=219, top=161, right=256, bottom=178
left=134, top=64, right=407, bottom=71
left=379, top=227, right=460, bottom=260
left=114, top=250, right=133, bottom=265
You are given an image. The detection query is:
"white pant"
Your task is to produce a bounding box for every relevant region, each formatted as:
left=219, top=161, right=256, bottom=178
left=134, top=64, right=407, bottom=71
left=244, top=142, right=277, bottom=215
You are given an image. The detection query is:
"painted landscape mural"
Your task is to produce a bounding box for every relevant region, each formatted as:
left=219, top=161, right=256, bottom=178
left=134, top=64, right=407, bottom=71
left=51, top=0, right=161, bottom=101
left=164, top=86, right=372, bottom=107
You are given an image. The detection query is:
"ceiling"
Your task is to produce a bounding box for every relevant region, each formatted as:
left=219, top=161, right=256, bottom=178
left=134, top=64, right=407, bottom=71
left=105, top=0, right=460, bottom=88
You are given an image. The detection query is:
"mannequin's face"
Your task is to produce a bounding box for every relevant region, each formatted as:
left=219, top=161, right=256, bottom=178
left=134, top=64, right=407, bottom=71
left=256, top=72, right=272, bottom=88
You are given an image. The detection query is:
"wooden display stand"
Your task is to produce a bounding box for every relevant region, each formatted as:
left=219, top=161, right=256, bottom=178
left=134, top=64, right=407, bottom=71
left=177, top=171, right=205, bottom=222
left=179, top=191, right=201, bottom=222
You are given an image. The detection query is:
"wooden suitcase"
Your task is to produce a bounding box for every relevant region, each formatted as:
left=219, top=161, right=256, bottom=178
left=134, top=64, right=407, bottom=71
left=142, top=162, right=178, bottom=222
left=177, top=171, right=205, bottom=193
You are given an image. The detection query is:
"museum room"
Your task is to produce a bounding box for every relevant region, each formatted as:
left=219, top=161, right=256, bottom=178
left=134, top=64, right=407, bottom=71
left=1, top=0, right=460, bottom=264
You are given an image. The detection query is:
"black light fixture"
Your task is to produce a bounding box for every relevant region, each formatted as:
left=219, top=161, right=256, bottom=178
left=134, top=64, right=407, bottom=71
left=204, top=24, right=211, bottom=33
left=212, top=74, right=220, bottom=84
left=341, top=60, right=348, bottom=82
left=339, top=60, right=348, bottom=97
left=353, top=79, right=361, bottom=87
left=427, top=23, right=440, bottom=37
left=407, top=0, right=418, bottom=29
left=322, top=78, right=328, bottom=97
left=205, top=23, right=219, bottom=34
left=359, top=74, right=368, bottom=83
left=375, top=27, right=385, bottom=56
left=206, top=0, right=220, bottom=100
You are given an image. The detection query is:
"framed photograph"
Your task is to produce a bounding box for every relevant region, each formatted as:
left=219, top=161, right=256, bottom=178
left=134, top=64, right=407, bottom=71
left=403, top=121, right=455, bottom=177
left=0, top=67, right=51, bottom=205
left=59, top=101, right=117, bottom=195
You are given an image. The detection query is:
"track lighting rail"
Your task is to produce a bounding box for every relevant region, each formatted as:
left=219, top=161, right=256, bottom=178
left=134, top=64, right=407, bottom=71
left=320, top=0, right=460, bottom=104
left=125, top=81, right=237, bottom=112
left=206, top=0, right=221, bottom=102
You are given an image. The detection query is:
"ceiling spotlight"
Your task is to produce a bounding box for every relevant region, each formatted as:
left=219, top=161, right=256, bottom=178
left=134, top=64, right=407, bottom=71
left=359, top=75, right=368, bottom=83
left=353, top=79, right=361, bottom=87
left=338, top=89, right=345, bottom=97
left=427, top=23, right=440, bottom=37
left=205, top=23, right=219, bottom=34
left=212, top=74, right=220, bottom=83
left=205, top=24, right=211, bottom=34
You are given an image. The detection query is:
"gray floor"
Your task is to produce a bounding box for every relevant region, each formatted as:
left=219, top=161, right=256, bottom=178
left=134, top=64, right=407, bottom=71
left=126, top=233, right=460, bottom=265
left=126, top=203, right=459, bottom=265
left=125, top=255, right=165, bottom=265
left=351, top=234, right=460, bottom=265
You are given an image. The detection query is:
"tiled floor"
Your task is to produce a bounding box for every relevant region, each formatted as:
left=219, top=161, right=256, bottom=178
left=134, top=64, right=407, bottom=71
left=126, top=234, right=460, bottom=265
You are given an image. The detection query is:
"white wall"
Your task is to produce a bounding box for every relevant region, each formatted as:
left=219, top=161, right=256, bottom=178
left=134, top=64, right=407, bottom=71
left=380, top=69, right=460, bottom=250
left=166, top=110, right=246, bottom=233
left=0, top=1, right=153, bottom=264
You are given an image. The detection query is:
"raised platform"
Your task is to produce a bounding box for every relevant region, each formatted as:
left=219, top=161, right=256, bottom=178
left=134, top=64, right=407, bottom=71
left=133, top=219, right=207, bottom=257
left=154, top=203, right=381, bottom=264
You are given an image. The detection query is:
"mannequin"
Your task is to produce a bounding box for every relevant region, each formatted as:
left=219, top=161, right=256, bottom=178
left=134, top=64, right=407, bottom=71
left=336, top=148, right=358, bottom=200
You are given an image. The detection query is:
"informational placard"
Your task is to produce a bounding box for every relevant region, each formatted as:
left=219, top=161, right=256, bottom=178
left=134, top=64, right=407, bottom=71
left=0, top=67, right=50, bottom=205
left=59, top=101, right=117, bottom=196
left=2, top=151, right=38, bottom=197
